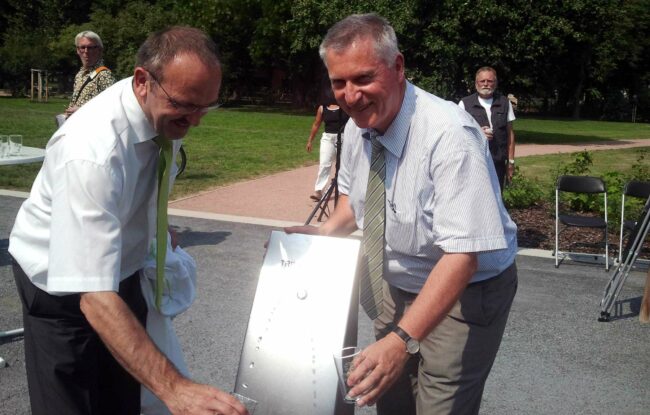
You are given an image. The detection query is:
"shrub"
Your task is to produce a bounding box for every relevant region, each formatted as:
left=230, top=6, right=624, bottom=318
left=503, top=167, right=545, bottom=209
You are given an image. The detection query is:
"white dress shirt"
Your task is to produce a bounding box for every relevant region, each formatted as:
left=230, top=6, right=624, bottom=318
left=338, top=82, right=518, bottom=292
left=9, top=77, right=180, bottom=295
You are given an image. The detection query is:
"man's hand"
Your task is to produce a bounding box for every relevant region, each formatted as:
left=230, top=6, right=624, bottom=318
left=163, top=378, right=248, bottom=415
left=80, top=291, right=249, bottom=415
left=507, top=163, right=515, bottom=183
left=284, top=224, right=320, bottom=235
left=64, top=105, right=79, bottom=117
left=306, top=139, right=313, bottom=152
left=481, top=126, right=493, bottom=140
left=345, top=334, right=410, bottom=407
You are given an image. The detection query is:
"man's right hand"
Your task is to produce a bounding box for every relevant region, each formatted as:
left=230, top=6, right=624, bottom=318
left=80, top=291, right=249, bottom=415
left=163, top=378, right=248, bottom=415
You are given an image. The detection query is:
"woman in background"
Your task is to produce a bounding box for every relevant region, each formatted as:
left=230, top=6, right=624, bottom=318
left=305, top=90, right=349, bottom=201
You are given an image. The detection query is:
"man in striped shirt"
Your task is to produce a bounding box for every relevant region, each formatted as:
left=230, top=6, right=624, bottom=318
left=288, top=13, right=518, bottom=415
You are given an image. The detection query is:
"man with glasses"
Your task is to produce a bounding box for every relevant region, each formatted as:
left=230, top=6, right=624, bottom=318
left=10, top=27, right=247, bottom=415
left=64, top=31, right=115, bottom=119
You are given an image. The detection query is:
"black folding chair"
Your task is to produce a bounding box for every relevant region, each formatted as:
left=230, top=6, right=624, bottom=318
left=554, top=175, right=609, bottom=270
left=618, top=180, right=650, bottom=263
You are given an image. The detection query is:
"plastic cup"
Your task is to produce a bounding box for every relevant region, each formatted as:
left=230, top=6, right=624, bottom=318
left=231, top=392, right=257, bottom=414
left=333, top=346, right=363, bottom=404
left=9, top=134, right=22, bottom=155
left=0, top=135, right=8, bottom=158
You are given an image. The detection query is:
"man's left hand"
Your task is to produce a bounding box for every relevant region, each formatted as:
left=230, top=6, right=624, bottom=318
left=507, top=163, right=515, bottom=183
left=345, top=333, right=410, bottom=407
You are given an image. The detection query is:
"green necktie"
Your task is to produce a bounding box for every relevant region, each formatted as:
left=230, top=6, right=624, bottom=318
left=154, top=136, right=172, bottom=310
left=359, top=131, right=385, bottom=320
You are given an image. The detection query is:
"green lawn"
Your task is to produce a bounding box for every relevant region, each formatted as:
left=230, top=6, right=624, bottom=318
left=517, top=147, right=649, bottom=192
left=1, top=97, right=649, bottom=199
left=516, top=118, right=650, bottom=143
left=0, top=98, right=319, bottom=198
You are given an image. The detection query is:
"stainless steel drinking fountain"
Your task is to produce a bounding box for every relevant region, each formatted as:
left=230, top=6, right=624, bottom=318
left=235, top=231, right=360, bottom=415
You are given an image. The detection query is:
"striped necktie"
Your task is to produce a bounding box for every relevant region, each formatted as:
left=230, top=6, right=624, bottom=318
left=359, top=131, right=385, bottom=320
left=153, top=136, right=172, bottom=310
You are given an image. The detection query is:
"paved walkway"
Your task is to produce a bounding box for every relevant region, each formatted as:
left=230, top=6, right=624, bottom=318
left=170, top=138, right=650, bottom=225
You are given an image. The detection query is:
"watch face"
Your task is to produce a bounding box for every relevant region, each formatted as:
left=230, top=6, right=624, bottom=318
left=406, top=339, right=420, bottom=354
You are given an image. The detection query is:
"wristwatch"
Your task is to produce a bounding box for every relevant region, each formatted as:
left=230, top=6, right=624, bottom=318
left=392, top=326, right=420, bottom=355
left=508, top=159, right=515, bottom=165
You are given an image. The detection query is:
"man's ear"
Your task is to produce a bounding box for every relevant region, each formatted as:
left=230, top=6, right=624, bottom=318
left=133, top=67, right=148, bottom=98
left=394, top=53, right=405, bottom=82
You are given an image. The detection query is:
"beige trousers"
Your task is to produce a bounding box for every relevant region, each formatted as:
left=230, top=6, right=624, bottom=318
left=374, top=263, right=518, bottom=415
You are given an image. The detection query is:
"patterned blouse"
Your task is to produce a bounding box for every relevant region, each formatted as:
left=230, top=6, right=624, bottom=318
left=69, top=60, right=115, bottom=108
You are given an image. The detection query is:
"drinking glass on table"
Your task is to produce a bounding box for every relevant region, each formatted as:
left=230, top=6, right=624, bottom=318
left=9, top=134, right=22, bottom=155
left=0, top=135, right=8, bottom=158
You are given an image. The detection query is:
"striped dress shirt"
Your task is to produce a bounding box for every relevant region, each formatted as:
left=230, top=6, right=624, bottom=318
left=338, top=82, right=517, bottom=292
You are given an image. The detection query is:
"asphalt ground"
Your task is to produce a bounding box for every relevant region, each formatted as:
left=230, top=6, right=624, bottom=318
left=1, top=193, right=649, bottom=414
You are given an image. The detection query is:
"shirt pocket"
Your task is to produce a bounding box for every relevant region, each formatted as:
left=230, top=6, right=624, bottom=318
left=385, top=175, right=434, bottom=257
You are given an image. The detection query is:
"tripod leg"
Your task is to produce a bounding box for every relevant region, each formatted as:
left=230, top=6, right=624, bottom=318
left=317, top=186, right=334, bottom=222
left=304, top=179, right=336, bottom=225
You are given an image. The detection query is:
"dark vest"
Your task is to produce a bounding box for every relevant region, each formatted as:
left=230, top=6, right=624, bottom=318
left=461, top=92, right=510, bottom=162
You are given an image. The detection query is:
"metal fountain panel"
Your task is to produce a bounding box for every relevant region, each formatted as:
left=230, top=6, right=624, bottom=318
left=235, top=231, right=360, bottom=415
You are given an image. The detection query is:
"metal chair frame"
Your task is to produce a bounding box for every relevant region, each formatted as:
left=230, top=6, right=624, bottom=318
left=618, top=180, right=650, bottom=263
left=554, top=175, right=609, bottom=270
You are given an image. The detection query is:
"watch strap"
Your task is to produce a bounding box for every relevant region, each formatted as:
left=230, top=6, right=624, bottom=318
left=392, top=326, right=411, bottom=343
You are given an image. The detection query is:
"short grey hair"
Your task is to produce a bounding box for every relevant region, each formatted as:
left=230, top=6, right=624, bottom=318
left=319, top=13, right=400, bottom=68
left=75, top=31, right=104, bottom=49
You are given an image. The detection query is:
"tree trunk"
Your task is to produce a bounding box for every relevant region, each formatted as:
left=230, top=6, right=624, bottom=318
left=571, top=50, right=590, bottom=120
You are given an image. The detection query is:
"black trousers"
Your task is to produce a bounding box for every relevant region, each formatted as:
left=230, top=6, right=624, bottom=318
left=13, top=259, right=147, bottom=415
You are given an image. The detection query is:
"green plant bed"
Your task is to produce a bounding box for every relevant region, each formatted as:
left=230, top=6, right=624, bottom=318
left=506, top=148, right=649, bottom=230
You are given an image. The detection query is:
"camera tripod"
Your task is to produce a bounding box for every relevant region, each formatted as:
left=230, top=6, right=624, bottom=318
left=305, top=127, right=343, bottom=225
left=598, top=195, right=650, bottom=322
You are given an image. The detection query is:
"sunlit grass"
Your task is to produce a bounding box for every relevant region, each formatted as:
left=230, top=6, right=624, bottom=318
left=1, top=97, right=648, bottom=199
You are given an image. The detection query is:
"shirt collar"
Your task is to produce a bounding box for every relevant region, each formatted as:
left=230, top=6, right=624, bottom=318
left=121, top=76, right=158, bottom=143
left=370, top=81, right=415, bottom=160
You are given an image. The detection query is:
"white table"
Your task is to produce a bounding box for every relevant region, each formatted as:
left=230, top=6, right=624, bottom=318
left=0, top=146, right=45, bottom=166
left=0, top=146, right=43, bottom=368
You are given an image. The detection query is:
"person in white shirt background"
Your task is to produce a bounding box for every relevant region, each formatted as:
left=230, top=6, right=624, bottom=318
left=459, top=67, right=516, bottom=191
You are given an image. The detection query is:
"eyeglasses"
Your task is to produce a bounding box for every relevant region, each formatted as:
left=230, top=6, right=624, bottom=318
left=148, top=71, right=220, bottom=115
left=77, top=45, right=99, bottom=51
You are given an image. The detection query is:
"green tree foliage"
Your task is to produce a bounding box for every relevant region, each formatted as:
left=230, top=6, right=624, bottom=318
left=0, top=0, right=647, bottom=120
